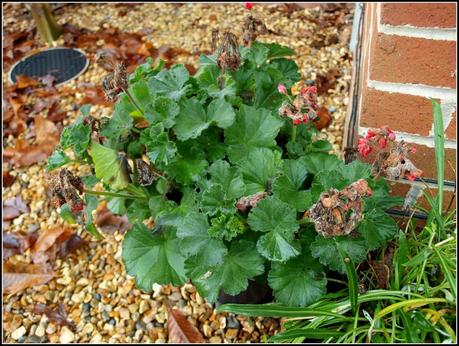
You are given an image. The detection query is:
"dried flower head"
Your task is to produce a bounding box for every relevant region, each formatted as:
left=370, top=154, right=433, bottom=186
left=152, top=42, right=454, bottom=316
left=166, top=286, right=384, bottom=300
left=278, top=83, right=319, bottom=126
left=305, top=179, right=372, bottom=238
left=47, top=169, right=84, bottom=213
left=134, top=159, right=155, bottom=186
left=242, top=15, right=268, bottom=47
left=216, top=31, right=241, bottom=72
left=236, top=191, right=268, bottom=212
left=97, top=52, right=128, bottom=102
left=371, top=140, right=422, bottom=181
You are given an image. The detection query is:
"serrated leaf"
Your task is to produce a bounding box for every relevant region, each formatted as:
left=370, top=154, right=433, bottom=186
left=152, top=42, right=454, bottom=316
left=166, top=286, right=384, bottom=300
left=166, top=156, right=208, bottom=185
left=268, top=252, right=326, bottom=307
left=236, top=148, right=282, bottom=195
left=358, top=209, right=398, bottom=250
left=224, top=105, right=284, bottom=162
left=208, top=213, right=247, bottom=241
left=254, top=42, right=294, bottom=60
left=302, top=153, right=343, bottom=175
left=140, top=123, right=177, bottom=166
left=248, top=196, right=301, bottom=262
left=101, top=106, right=133, bottom=140
left=122, top=224, right=187, bottom=290
left=310, top=169, right=348, bottom=202
left=196, top=65, right=237, bottom=100
left=174, top=98, right=235, bottom=141
left=46, top=149, right=71, bottom=171
left=273, top=159, right=312, bottom=211
left=144, top=96, right=180, bottom=129
left=192, top=240, right=264, bottom=303
left=201, top=183, right=238, bottom=216
left=310, top=235, right=367, bottom=274
left=342, top=160, right=372, bottom=183
left=89, top=141, right=130, bottom=190
left=126, top=199, right=150, bottom=224
left=149, top=64, right=190, bottom=101
left=60, top=120, right=91, bottom=158
left=209, top=160, right=245, bottom=199
left=129, top=79, right=151, bottom=109
left=269, top=59, right=300, bottom=87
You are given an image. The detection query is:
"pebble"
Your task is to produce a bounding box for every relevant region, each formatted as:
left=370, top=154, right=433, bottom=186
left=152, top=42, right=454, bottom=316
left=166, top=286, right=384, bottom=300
left=119, top=308, right=130, bottom=320
left=11, top=326, right=26, bottom=340
left=59, top=327, right=75, bottom=343
left=209, top=336, right=222, bottom=343
left=226, top=328, right=239, bottom=339
left=227, top=315, right=241, bottom=329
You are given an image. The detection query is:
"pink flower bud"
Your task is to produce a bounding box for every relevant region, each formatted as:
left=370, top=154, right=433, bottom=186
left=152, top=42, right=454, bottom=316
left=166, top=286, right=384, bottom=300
left=410, top=146, right=417, bottom=153
left=245, top=2, right=253, bottom=10
left=387, top=130, right=396, bottom=141
left=378, top=137, right=388, bottom=149
left=292, top=119, right=302, bottom=126
left=277, top=83, right=287, bottom=94
left=406, top=172, right=417, bottom=181
left=366, top=130, right=377, bottom=139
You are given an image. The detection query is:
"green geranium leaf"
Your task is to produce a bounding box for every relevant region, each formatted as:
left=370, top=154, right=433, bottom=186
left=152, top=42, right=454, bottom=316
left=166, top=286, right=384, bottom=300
left=201, top=183, right=237, bottom=216
left=89, top=141, right=130, bottom=190
left=237, top=148, right=282, bottom=195
left=166, top=155, right=208, bottom=185
left=248, top=196, right=301, bottom=262
left=60, top=204, right=76, bottom=224
left=269, top=58, right=300, bottom=87
left=127, top=199, right=151, bottom=224
left=129, top=79, right=151, bottom=109
left=302, top=153, right=343, bottom=175
left=149, top=64, right=190, bottom=101
left=60, top=119, right=91, bottom=158
left=208, top=213, right=247, bottom=241
left=310, top=169, right=348, bottom=202
left=254, top=42, right=294, bottom=60
left=209, top=160, right=245, bottom=199
left=268, top=251, right=327, bottom=307
left=101, top=106, right=133, bottom=140
left=144, top=95, right=180, bottom=129
left=192, top=240, right=264, bottom=303
left=196, top=65, right=237, bottom=101
left=359, top=209, right=398, bottom=251
left=140, top=123, right=177, bottom=166
left=342, top=160, right=372, bottom=184
left=80, top=104, right=91, bottom=116
left=311, top=235, right=367, bottom=274
left=273, top=159, right=312, bottom=211
left=46, top=149, right=71, bottom=171
left=122, top=224, right=187, bottom=290
left=107, top=197, right=126, bottom=215
left=174, top=98, right=235, bottom=141
left=224, top=105, right=284, bottom=162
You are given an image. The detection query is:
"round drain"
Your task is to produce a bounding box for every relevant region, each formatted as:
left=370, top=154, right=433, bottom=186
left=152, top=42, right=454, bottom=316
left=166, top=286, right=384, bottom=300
left=8, top=47, right=89, bottom=86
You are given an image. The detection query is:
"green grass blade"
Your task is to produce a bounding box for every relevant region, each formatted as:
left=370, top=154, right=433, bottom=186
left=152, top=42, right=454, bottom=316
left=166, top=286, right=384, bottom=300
left=433, top=246, right=457, bottom=298
left=375, top=298, right=447, bottom=321
left=335, top=239, right=359, bottom=314
left=431, top=99, right=445, bottom=223
left=399, top=310, right=421, bottom=343
left=269, top=328, right=344, bottom=342
left=216, top=304, right=347, bottom=318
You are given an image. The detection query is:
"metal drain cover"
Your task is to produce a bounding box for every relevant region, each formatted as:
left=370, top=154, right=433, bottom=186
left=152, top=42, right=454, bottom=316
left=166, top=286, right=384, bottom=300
left=8, top=47, right=89, bottom=86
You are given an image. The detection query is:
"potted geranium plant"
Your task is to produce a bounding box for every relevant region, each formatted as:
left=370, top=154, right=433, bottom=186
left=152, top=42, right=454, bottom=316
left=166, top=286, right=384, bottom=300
left=46, top=11, right=421, bottom=307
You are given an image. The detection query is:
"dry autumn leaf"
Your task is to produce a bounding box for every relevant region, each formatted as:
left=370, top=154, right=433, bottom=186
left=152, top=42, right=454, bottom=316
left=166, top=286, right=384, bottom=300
left=167, top=307, right=205, bottom=343
left=3, top=196, right=29, bottom=220
left=33, top=303, right=76, bottom=331
left=3, top=261, right=54, bottom=295
left=313, top=106, right=332, bottom=131
left=94, top=203, right=132, bottom=234
left=3, top=231, right=38, bottom=260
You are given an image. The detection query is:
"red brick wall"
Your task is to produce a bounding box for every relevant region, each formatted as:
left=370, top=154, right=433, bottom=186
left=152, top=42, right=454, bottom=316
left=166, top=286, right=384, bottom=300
left=346, top=3, right=457, bottom=211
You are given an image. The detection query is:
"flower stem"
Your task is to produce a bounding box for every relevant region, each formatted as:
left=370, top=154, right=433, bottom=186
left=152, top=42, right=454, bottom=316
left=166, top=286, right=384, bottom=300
left=84, top=189, right=146, bottom=200
left=123, top=88, right=144, bottom=117
left=291, top=125, right=297, bottom=142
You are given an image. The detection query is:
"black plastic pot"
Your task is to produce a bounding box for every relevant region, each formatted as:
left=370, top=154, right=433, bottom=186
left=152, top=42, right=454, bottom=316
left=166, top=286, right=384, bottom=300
left=216, top=275, right=273, bottom=306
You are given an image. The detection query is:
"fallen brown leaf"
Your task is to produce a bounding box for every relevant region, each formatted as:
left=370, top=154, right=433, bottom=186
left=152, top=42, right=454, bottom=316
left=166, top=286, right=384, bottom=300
left=315, top=68, right=341, bottom=95
left=3, top=171, right=16, bottom=187
left=94, top=203, right=132, bottom=234
left=33, top=303, right=76, bottom=331
left=15, top=74, right=40, bottom=89
left=167, top=306, right=205, bottom=343
left=3, top=231, right=38, bottom=260
left=3, top=261, right=54, bottom=295
left=313, top=106, right=332, bottom=131
left=3, top=196, right=29, bottom=220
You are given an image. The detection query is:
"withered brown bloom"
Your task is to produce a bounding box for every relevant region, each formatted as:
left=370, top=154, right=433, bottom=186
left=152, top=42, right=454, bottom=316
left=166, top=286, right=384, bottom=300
left=96, top=52, right=128, bottom=102
left=47, top=169, right=84, bottom=213
left=236, top=191, right=268, bottom=212
left=305, top=179, right=372, bottom=238
left=215, top=31, right=241, bottom=73
left=242, top=15, right=268, bottom=47
left=371, top=140, right=422, bottom=181
left=134, top=159, right=155, bottom=187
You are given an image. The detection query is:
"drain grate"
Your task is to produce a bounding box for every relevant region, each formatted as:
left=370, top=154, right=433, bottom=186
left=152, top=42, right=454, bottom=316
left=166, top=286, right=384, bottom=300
left=8, top=47, right=89, bottom=86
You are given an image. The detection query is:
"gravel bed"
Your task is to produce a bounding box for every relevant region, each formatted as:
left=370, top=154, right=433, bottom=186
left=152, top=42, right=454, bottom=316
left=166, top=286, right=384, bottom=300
left=3, top=3, right=354, bottom=343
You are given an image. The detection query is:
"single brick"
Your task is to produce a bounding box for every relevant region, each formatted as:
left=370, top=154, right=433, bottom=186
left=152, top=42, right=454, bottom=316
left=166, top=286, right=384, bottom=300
left=381, top=3, right=457, bottom=28
left=445, top=110, right=456, bottom=140
left=370, top=34, right=456, bottom=88
left=360, top=88, right=433, bottom=135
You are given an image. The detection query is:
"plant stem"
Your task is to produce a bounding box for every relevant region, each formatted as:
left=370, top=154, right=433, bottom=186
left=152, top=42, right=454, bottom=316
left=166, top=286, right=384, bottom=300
left=84, top=189, right=146, bottom=200
left=291, top=125, right=297, bottom=142
left=123, top=88, right=144, bottom=117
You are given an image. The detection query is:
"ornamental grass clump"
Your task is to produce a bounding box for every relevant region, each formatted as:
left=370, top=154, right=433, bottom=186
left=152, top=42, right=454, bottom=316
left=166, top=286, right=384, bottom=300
left=46, top=11, right=407, bottom=307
